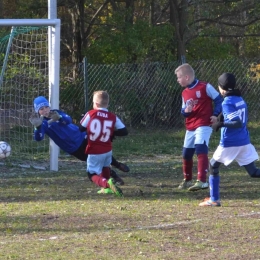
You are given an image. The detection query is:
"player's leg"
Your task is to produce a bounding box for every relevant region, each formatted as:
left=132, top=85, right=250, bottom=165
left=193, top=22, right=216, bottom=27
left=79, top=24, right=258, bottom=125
left=236, top=144, right=260, bottom=177
left=188, top=126, right=212, bottom=191
left=72, top=140, right=124, bottom=185
left=100, top=156, right=121, bottom=185
left=105, top=152, right=123, bottom=197
left=178, top=148, right=195, bottom=189
left=199, top=158, right=221, bottom=206
left=97, top=166, right=116, bottom=195
left=97, top=166, right=119, bottom=194
left=101, top=166, right=111, bottom=179
left=110, top=169, right=125, bottom=185
left=178, top=130, right=195, bottom=189
left=243, top=162, right=260, bottom=177
left=107, top=177, right=123, bottom=197
left=87, top=154, right=109, bottom=188
left=87, top=153, right=122, bottom=196
left=110, top=155, right=128, bottom=185
left=200, top=146, right=239, bottom=206
left=70, top=139, right=88, bottom=161
left=75, top=139, right=128, bottom=181
left=209, top=158, right=221, bottom=203
left=111, top=156, right=130, bottom=172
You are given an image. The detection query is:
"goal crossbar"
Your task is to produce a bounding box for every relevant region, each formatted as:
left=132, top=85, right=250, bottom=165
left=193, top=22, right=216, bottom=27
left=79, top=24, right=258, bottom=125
left=0, top=19, right=60, bottom=27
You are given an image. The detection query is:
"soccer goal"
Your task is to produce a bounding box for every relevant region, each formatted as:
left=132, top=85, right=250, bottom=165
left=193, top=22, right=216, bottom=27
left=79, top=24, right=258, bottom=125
left=0, top=19, right=60, bottom=171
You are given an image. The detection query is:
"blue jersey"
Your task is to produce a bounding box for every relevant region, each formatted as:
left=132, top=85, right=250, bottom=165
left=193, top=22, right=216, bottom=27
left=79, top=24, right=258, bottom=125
left=33, top=109, right=86, bottom=154
left=220, top=96, right=250, bottom=147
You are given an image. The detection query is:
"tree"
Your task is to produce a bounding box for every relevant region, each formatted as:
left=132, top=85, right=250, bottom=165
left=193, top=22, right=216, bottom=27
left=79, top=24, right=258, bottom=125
left=58, top=0, right=111, bottom=73
left=2, top=0, right=260, bottom=66
left=168, top=0, right=260, bottom=61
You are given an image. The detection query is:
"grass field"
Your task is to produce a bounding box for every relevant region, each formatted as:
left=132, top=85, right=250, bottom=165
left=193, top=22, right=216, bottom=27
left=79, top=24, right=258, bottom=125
left=1, top=128, right=260, bottom=259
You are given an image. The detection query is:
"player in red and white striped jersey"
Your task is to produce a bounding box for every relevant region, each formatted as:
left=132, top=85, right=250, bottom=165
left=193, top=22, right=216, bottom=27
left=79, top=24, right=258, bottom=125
left=80, top=91, right=128, bottom=196
left=175, top=63, right=223, bottom=191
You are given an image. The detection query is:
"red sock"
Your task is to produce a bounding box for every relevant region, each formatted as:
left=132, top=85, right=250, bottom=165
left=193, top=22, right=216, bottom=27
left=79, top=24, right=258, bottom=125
left=183, top=159, right=193, bottom=181
left=101, top=167, right=111, bottom=179
left=197, top=154, right=209, bottom=182
left=91, top=174, right=109, bottom=188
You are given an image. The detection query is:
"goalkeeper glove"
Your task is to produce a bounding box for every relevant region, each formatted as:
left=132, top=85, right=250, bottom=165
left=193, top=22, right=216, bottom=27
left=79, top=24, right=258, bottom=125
left=48, top=111, right=62, bottom=124
left=29, top=115, right=44, bottom=129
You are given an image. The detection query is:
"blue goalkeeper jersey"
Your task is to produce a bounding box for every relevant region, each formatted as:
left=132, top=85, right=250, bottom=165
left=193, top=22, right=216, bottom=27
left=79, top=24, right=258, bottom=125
left=33, top=109, right=86, bottom=154
left=220, top=95, right=250, bottom=147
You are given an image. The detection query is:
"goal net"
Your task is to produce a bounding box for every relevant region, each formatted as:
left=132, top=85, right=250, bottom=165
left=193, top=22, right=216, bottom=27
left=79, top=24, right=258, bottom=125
left=0, top=20, right=60, bottom=170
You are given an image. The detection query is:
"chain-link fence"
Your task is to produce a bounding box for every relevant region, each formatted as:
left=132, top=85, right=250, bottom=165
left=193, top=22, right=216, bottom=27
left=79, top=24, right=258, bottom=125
left=1, top=53, right=260, bottom=169
left=63, top=58, right=260, bottom=129
left=59, top=62, right=86, bottom=123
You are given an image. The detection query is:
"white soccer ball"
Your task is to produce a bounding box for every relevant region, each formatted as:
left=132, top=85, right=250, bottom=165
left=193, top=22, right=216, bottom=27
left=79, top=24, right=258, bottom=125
left=0, top=141, right=11, bottom=159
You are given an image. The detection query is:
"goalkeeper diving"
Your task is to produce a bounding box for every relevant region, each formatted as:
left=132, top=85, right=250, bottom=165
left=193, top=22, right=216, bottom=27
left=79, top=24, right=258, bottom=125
left=29, top=96, right=129, bottom=185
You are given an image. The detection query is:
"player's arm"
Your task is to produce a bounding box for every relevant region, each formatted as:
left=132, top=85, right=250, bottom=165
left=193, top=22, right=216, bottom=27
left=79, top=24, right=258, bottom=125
left=212, top=95, right=223, bottom=116
left=211, top=105, right=242, bottom=131
left=212, top=117, right=242, bottom=131
left=206, top=83, right=223, bottom=116
left=48, top=110, right=72, bottom=125
left=223, top=120, right=242, bottom=128
left=222, top=104, right=243, bottom=128
left=210, top=94, right=222, bottom=124
left=79, top=113, right=90, bottom=132
left=207, top=83, right=223, bottom=125
left=29, top=115, right=45, bottom=141
left=33, top=121, right=46, bottom=141
left=79, top=125, right=87, bottom=132
left=181, top=97, right=192, bottom=117
left=34, top=128, right=44, bottom=141
left=114, top=117, right=128, bottom=136
left=75, top=112, right=87, bottom=132
left=58, top=110, right=72, bottom=125
left=114, top=127, right=128, bottom=136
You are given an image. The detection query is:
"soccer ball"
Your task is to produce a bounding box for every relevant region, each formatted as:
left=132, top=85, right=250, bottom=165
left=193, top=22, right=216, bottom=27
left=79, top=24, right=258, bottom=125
left=0, top=141, right=11, bottom=159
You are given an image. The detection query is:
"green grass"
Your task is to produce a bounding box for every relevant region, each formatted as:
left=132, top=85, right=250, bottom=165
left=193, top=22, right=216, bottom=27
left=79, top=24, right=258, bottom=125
left=1, top=128, right=260, bottom=259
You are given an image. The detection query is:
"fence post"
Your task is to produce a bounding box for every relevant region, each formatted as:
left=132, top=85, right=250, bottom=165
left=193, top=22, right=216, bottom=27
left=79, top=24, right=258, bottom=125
left=83, top=57, right=88, bottom=112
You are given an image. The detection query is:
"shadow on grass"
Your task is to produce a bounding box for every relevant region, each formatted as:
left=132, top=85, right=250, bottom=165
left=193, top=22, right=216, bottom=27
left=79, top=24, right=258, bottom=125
left=1, top=160, right=260, bottom=204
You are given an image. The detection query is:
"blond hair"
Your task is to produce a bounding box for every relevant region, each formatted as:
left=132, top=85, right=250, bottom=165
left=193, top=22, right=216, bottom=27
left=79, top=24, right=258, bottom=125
left=175, top=63, right=195, bottom=82
left=93, top=90, right=109, bottom=108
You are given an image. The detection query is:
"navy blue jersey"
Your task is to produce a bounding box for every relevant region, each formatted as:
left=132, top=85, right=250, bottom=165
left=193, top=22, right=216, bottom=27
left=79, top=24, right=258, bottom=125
left=33, top=109, right=86, bottom=154
left=220, top=96, right=250, bottom=147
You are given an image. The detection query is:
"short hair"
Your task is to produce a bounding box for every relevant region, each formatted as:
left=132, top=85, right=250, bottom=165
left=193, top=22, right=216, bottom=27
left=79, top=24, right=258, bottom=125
left=93, top=90, right=109, bottom=108
left=174, top=63, right=195, bottom=81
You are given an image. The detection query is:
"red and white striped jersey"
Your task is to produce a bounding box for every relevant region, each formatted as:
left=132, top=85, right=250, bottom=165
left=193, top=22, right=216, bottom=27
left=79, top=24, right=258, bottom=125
left=80, top=108, right=125, bottom=154
left=182, top=81, right=214, bottom=130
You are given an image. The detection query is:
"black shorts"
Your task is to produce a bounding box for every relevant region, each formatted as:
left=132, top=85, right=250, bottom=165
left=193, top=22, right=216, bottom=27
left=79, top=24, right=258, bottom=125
left=70, top=138, right=88, bottom=161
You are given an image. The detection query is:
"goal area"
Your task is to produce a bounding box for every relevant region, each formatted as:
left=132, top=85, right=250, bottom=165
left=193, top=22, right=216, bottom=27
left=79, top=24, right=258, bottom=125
left=0, top=19, right=60, bottom=170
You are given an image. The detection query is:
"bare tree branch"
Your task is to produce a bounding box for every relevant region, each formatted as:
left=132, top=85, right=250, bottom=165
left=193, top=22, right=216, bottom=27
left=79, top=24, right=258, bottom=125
left=84, top=0, right=110, bottom=40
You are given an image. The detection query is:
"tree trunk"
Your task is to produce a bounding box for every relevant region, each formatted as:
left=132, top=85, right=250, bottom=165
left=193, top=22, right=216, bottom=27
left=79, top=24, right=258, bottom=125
left=0, top=0, right=2, bottom=17
left=67, top=6, right=81, bottom=78
left=169, top=0, right=188, bottom=62
left=125, top=0, right=135, bottom=25
left=149, top=0, right=155, bottom=26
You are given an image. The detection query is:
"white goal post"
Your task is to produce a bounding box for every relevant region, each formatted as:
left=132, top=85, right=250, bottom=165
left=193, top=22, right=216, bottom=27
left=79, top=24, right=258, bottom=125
left=0, top=19, right=61, bottom=171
